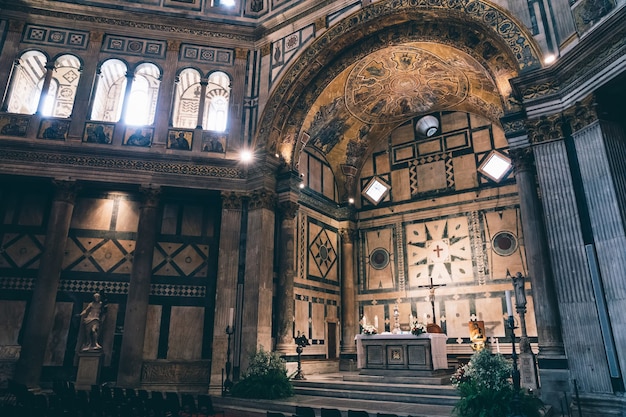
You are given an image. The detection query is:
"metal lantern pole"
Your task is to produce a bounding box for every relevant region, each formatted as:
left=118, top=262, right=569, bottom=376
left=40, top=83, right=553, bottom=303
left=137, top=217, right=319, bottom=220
left=222, top=324, right=234, bottom=396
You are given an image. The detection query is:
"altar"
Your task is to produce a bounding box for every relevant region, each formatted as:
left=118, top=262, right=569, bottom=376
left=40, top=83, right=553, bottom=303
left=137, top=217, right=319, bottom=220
left=355, top=333, right=448, bottom=376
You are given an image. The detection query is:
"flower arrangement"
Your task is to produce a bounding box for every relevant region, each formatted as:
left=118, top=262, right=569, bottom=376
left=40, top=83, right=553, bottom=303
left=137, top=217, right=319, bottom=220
left=410, top=320, right=427, bottom=336
left=361, top=324, right=378, bottom=335
left=452, top=348, right=543, bottom=417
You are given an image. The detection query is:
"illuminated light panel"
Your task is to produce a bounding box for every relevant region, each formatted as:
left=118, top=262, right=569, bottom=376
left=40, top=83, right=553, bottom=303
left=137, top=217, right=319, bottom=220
left=478, top=151, right=512, bottom=182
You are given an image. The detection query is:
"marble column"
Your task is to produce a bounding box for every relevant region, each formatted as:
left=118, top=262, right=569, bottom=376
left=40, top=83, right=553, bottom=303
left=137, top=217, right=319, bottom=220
left=275, top=201, right=299, bottom=355
left=68, top=32, right=104, bottom=140
left=153, top=40, right=180, bottom=148
left=510, top=148, right=565, bottom=357
left=340, top=228, right=358, bottom=358
left=117, top=187, right=160, bottom=388
left=228, top=48, right=249, bottom=149
left=240, top=189, right=275, bottom=373
left=36, top=62, right=56, bottom=115
left=14, top=181, right=78, bottom=388
left=0, top=20, right=25, bottom=112
left=209, top=192, right=244, bottom=394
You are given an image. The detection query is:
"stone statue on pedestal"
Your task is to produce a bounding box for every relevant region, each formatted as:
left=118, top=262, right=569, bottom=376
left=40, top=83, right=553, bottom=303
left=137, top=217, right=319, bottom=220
left=79, top=292, right=107, bottom=351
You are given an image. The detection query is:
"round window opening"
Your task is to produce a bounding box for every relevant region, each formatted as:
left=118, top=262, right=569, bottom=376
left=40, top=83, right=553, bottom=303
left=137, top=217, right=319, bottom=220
left=492, top=231, right=518, bottom=256
left=370, top=248, right=390, bottom=270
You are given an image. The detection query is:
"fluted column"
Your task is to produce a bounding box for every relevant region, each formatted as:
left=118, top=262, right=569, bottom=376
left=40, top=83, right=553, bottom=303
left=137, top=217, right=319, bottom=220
left=275, top=201, right=299, bottom=354
left=510, top=148, right=565, bottom=357
left=117, top=187, right=160, bottom=388
left=14, top=181, right=78, bottom=388
left=340, top=228, right=358, bottom=356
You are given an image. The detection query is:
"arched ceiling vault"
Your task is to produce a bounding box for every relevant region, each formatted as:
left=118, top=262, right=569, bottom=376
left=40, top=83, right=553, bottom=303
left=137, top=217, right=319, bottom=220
left=255, top=0, right=542, bottom=196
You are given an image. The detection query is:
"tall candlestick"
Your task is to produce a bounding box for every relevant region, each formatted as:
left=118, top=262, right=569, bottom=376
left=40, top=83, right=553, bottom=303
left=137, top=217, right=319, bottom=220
left=362, top=315, right=367, bottom=326
left=374, top=315, right=379, bottom=329
left=228, top=307, right=234, bottom=328
left=505, top=290, right=513, bottom=317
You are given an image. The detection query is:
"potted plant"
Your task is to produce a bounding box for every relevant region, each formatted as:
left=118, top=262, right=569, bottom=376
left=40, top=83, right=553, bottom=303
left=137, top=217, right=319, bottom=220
left=451, top=348, right=543, bottom=417
left=230, top=346, right=294, bottom=399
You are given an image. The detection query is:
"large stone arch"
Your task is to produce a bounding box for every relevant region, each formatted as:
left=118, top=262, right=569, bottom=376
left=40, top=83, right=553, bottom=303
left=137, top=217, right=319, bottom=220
left=255, top=0, right=542, bottom=181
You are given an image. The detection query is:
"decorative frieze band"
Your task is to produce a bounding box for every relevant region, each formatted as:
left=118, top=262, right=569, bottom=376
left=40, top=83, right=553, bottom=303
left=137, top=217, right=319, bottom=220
left=180, top=44, right=235, bottom=66
left=102, top=35, right=167, bottom=59
left=23, top=24, right=89, bottom=49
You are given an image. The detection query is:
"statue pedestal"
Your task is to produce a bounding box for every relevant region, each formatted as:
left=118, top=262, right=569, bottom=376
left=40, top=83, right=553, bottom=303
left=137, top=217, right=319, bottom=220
left=519, top=351, right=539, bottom=390
left=76, top=351, right=103, bottom=390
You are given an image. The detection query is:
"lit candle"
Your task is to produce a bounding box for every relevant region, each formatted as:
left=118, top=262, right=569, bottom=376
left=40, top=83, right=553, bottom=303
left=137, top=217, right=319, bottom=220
left=362, top=315, right=367, bottom=326
left=505, top=290, right=513, bottom=317
left=228, top=307, right=234, bottom=328
left=495, top=338, right=501, bottom=353
left=374, top=315, right=379, bottom=328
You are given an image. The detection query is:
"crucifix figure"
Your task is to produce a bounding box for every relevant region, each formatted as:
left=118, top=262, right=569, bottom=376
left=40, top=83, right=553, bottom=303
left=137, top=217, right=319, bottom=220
left=417, top=276, right=446, bottom=326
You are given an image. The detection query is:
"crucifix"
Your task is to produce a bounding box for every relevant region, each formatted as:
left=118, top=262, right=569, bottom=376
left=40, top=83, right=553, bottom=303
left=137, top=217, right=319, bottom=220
left=417, top=276, right=446, bottom=325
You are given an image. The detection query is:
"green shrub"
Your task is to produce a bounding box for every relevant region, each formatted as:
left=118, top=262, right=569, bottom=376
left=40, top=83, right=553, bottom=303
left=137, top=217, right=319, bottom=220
left=230, top=346, right=294, bottom=399
left=452, top=349, right=543, bottom=417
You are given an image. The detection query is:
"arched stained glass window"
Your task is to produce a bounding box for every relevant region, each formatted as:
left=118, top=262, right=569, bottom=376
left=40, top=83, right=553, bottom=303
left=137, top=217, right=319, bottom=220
left=90, top=59, right=127, bottom=122
left=125, top=62, right=161, bottom=126
left=41, top=54, right=82, bottom=118
left=5, top=50, right=47, bottom=115
left=172, top=68, right=202, bottom=129
left=203, top=71, right=230, bottom=132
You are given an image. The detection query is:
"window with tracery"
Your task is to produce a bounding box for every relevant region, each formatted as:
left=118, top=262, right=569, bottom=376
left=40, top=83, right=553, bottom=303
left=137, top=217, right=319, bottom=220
left=172, top=68, right=202, bottom=129
left=5, top=50, right=47, bottom=115
left=90, top=59, right=127, bottom=122
left=125, top=63, right=161, bottom=126
left=43, top=54, right=82, bottom=118
left=203, top=71, right=230, bottom=132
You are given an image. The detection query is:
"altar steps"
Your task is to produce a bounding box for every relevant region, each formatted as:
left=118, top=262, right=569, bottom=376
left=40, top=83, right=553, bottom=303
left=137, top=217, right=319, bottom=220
left=291, top=375, right=459, bottom=407
left=213, top=372, right=459, bottom=417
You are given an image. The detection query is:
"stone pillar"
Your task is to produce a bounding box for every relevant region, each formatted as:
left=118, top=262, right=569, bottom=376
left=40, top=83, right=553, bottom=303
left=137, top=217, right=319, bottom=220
left=274, top=201, right=299, bottom=355
left=68, top=32, right=104, bottom=140
left=529, top=112, right=614, bottom=395
left=209, top=192, right=244, bottom=394
left=14, top=181, right=78, bottom=388
left=0, top=20, right=25, bottom=112
left=339, top=228, right=358, bottom=369
left=510, top=148, right=565, bottom=357
left=239, top=189, right=275, bottom=373
left=117, top=187, right=160, bottom=388
left=36, top=62, right=55, bottom=115
left=153, top=40, right=180, bottom=148
left=228, top=48, right=249, bottom=149
left=567, top=99, right=626, bottom=387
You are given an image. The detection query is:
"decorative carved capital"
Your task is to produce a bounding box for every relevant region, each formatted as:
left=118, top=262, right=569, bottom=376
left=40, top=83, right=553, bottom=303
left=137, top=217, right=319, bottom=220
left=314, top=17, right=326, bottom=32
left=90, top=32, right=103, bottom=43
left=564, top=95, right=598, bottom=133
left=235, top=48, right=249, bottom=60
left=339, top=228, right=358, bottom=244
left=260, top=43, right=271, bottom=57
left=167, top=40, right=181, bottom=52
left=52, top=180, right=79, bottom=204
left=221, top=192, right=245, bottom=210
left=509, top=148, right=534, bottom=174
left=9, top=20, right=25, bottom=33
left=526, top=114, right=565, bottom=144
left=248, top=189, right=276, bottom=211
left=278, top=201, right=299, bottom=221
left=139, top=186, right=161, bottom=208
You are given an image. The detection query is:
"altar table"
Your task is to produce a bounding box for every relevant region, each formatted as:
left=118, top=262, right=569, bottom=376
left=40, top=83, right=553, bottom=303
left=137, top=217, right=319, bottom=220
left=355, top=333, right=448, bottom=374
